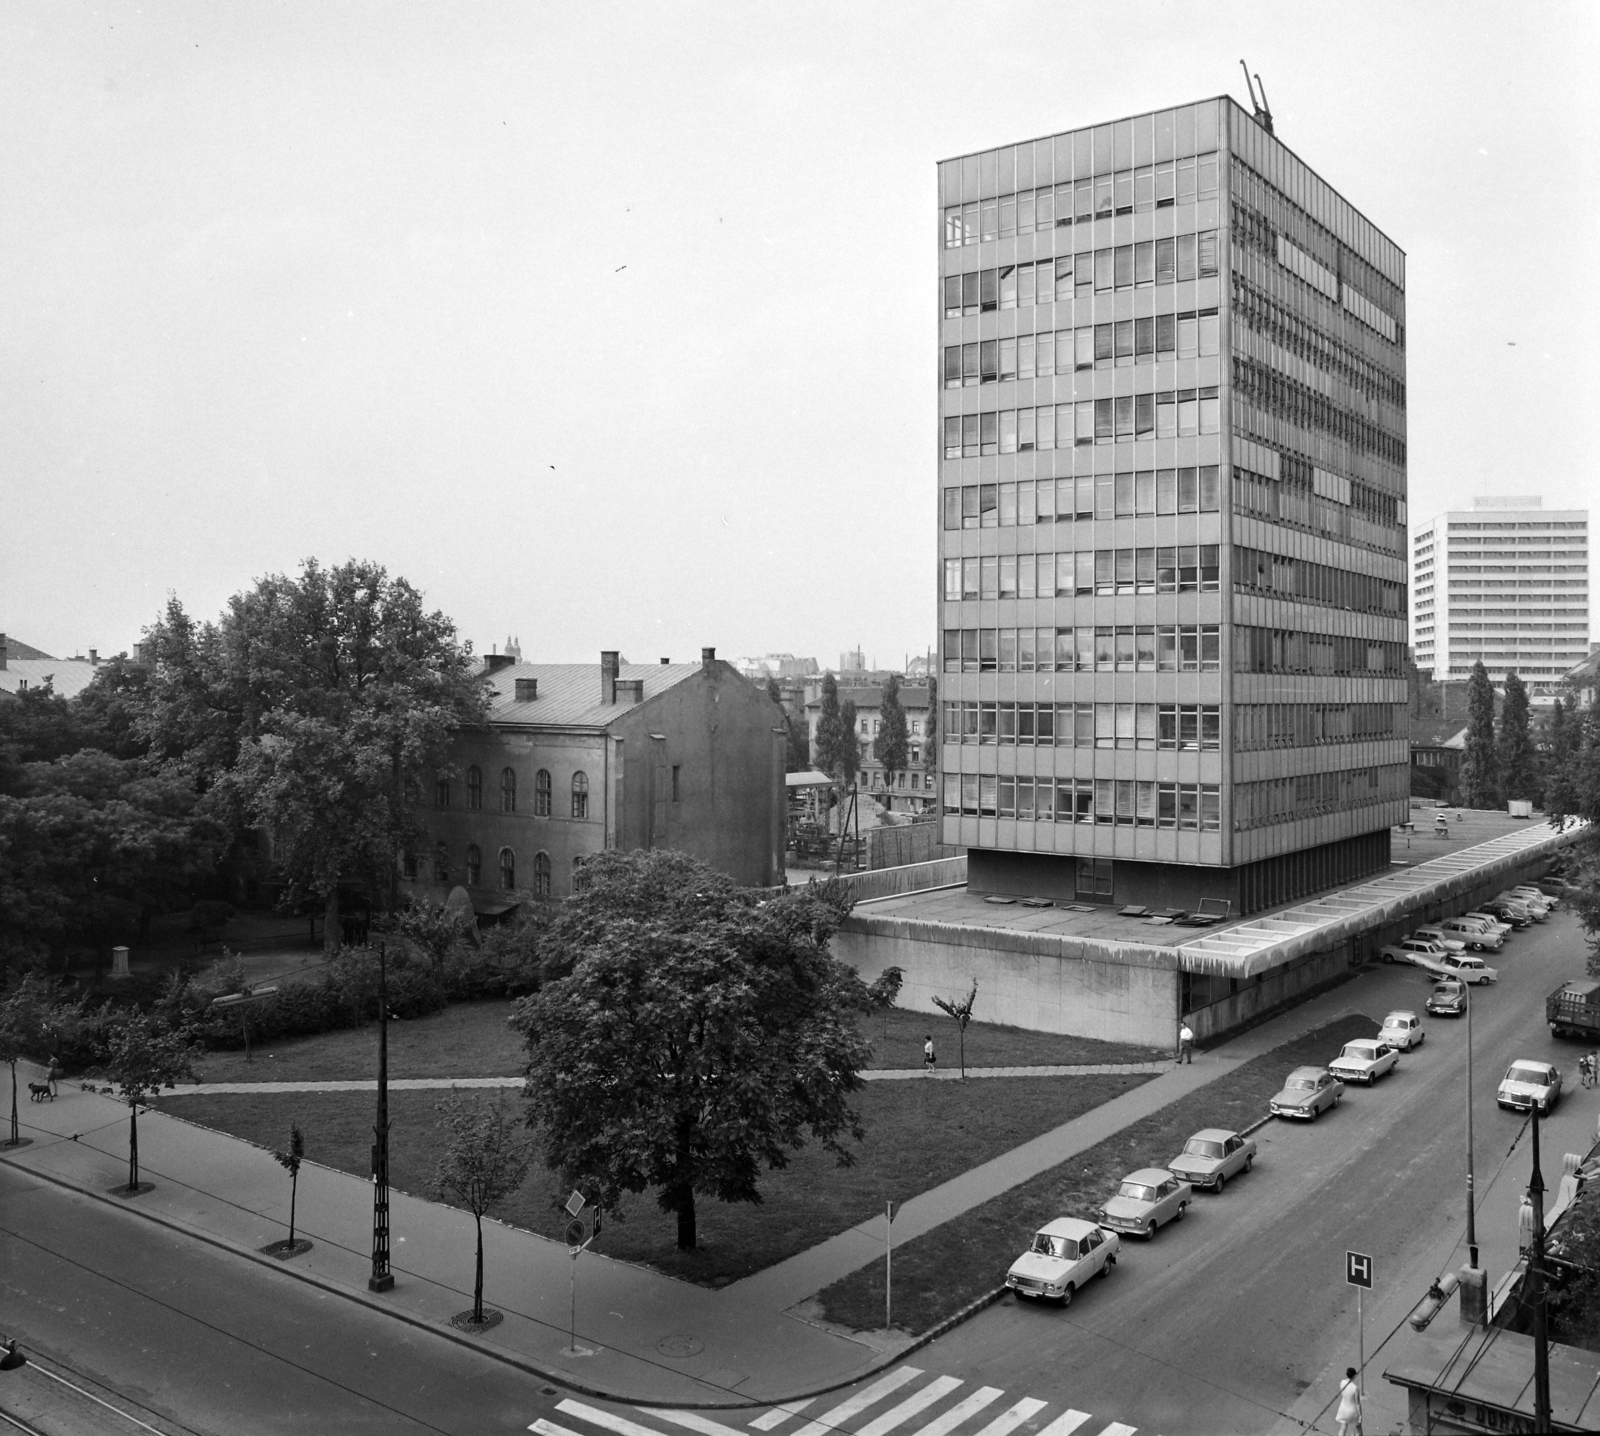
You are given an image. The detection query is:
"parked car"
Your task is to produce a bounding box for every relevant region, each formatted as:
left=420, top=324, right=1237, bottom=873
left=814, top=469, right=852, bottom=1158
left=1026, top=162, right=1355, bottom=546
left=1329, top=1039, right=1400, bottom=1085
left=1496, top=891, right=1548, bottom=921
left=1439, top=917, right=1505, bottom=951
left=1098, top=1169, right=1192, bottom=1238
left=1479, top=898, right=1532, bottom=928
left=1167, top=1129, right=1257, bottom=1192
left=1270, top=1066, right=1345, bottom=1120
left=1461, top=910, right=1514, bottom=937
left=1379, top=1010, right=1425, bottom=1050
left=1411, top=926, right=1467, bottom=954
left=1440, top=953, right=1498, bottom=984
left=1379, top=938, right=1454, bottom=974
left=1005, top=1216, right=1119, bottom=1306
left=1427, top=980, right=1468, bottom=1017
left=1510, top=884, right=1558, bottom=910
left=1497, top=1060, right=1562, bottom=1115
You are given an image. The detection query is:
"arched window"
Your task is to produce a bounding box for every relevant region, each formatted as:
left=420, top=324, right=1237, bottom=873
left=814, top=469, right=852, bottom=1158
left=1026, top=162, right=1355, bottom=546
left=465, top=844, right=481, bottom=886
left=533, top=851, right=551, bottom=898
left=571, top=771, right=589, bottom=819
left=467, top=766, right=482, bottom=810
left=435, top=777, right=451, bottom=808
left=433, top=843, right=449, bottom=882
left=500, top=767, right=517, bottom=813
left=534, top=768, right=552, bottom=816
left=499, top=847, right=516, bottom=891
left=572, top=855, right=589, bottom=892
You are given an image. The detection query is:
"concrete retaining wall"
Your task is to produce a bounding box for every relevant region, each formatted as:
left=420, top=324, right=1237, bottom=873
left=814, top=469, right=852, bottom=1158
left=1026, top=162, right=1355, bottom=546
left=834, top=915, right=1177, bottom=1045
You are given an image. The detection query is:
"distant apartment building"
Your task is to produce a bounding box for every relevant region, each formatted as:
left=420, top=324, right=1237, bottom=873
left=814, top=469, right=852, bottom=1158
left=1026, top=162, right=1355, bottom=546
left=1411, top=497, right=1589, bottom=685
left=802, top=676, right=936, bottom=811
left=937, top=96, right=1409, bottom=915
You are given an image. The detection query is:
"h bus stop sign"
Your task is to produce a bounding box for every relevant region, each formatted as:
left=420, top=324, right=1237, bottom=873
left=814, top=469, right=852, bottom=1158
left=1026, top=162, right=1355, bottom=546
left=1347, top=1251, right=1373, bottom=1289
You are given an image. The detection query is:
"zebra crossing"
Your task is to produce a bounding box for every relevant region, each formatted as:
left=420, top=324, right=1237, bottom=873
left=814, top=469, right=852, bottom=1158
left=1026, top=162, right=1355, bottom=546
left=529, top=1365, right=1151, bottom=1436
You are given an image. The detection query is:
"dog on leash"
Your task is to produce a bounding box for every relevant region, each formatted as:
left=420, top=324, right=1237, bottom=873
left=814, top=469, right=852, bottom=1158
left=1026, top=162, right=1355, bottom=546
left=28, top=1082, right=53, bottom=1102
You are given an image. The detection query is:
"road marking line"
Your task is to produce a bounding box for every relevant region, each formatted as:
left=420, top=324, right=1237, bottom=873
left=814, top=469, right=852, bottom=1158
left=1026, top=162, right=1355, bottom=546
left=1090, top=1425, right=1136, bottom=1436
left=856, top=1376, right=964, bottom=1436
left=640, top=1411, right=748, bottom=1436
left=1033, top=1413, right=1092, bottom=1436
left=531, top=1421, right=588, bottom=1436
left=791, top=1368, right=924, bottom=1436
left=968, top=1397, right=1047, bottom=1436
left=909, top=1386, right=1003, bottom=1436
left=557, top=1400, right=669, bottom=1436
left=751, top=1401, right=815, bottom=1430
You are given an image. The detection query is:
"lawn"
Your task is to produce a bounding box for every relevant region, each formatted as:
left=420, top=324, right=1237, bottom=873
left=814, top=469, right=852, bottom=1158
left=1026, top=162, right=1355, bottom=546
left=814, top=1011, right=1379, bottom=1335
left=157, top=1069, right=1153, bottom=1286
left=193, top=1000, right=1162, bottom=1086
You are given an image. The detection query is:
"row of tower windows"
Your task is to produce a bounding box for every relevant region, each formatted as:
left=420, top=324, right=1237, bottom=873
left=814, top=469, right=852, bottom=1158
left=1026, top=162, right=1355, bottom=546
left=439, top=767, right=590, bottom=819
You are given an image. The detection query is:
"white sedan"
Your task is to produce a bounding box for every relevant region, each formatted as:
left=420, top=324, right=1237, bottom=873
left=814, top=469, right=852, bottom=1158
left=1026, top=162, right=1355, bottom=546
left=1439, top=953, right=1497, bottom=985
left=1328, top=1039, right=1400, bottom=1085
left=1497, top=1060, right=1562, bottom=1115
left=1378, top=1010, right=1425, bottom=1051
left=1379, top=938, right=1455, bottom=975
left=1005, top=1217, right=1119, bottom=1306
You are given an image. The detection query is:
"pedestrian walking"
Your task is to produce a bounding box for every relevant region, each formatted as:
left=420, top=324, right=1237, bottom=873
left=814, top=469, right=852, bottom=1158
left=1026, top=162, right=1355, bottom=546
left=1176, top=1021, right=1194, bottom=1065
left=1589, top=1052, right=1600, bottom=1089
left=922, top=1035, right=936, bottom=1074
left=1334, top=1367, right=1361, bottom=1436
left=1581, top=1054, right=1593, bottom=1089
left=45, top=1053, right=61, bottom=1099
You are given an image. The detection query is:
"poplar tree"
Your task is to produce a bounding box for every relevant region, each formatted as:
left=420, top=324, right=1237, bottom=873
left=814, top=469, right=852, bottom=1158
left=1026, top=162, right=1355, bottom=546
left=1497, top=672, right=1536, bottom=802
left=873, top=676, right=909, bottom=810
left=813, top=675, right=847, bottom=779
left=1458, top=662, right=1499, bottom=809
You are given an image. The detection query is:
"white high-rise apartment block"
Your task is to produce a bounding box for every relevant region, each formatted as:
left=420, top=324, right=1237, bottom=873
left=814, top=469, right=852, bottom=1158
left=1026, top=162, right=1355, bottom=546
left=1411, top=496, right=1588, bottom=684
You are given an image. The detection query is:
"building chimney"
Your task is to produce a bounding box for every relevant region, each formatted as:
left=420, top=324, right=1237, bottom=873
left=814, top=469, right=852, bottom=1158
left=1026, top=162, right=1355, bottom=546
left=88, top=648, right=98, bottom=665
left=485, top=653, right=515, bottom=674
left=701, top=646, right=716, bottom=672
left=601, top=650, right=620, bottom=704
left=660, top=657, right=670, bottom=665
left=0, top=633, right=7, bottom=671
left=514, top=678, right=538, bottom=702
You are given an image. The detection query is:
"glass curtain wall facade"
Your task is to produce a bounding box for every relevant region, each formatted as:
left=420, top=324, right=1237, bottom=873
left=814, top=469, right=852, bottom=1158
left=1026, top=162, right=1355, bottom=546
left=937, top=97, right=1410, bottom=914
left=1411, top=497, right=1588, bottom=684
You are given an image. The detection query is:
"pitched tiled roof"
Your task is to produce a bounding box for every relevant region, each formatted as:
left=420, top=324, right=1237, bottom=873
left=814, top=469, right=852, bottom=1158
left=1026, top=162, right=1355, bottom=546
left=1565, top=649, right=1600, bottom=684
left=484, top=662, right=705, bottom=728
left=1410, top=719, right=1467, bottom=749
left=1, top=638, right=56, bottom=661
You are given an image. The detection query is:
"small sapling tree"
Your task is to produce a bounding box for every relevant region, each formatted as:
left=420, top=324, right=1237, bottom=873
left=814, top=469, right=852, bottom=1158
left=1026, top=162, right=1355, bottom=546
left=932, top=980, right=979, bottom=1080
left=270, top=1122, right=310, bottom=1255
left=97, top=1010, right=200, bottom=1193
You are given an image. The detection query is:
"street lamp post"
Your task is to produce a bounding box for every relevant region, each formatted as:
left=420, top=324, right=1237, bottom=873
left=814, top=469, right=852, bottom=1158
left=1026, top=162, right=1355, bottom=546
left=369, top=942, right=394, bottom=1293
left=1528, top=1104, right=1551, bottom=1430
left=1465, top=980, right=1478, bottom=1269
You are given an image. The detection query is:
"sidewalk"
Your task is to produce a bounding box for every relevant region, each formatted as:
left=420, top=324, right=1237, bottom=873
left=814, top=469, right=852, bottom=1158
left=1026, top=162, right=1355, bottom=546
left=0, top=976, right=1368, bottom=1407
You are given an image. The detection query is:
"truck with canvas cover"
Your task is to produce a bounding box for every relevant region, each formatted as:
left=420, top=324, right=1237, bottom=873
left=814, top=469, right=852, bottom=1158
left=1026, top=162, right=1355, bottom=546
left=1547, top=979, right=1600, bottom=1040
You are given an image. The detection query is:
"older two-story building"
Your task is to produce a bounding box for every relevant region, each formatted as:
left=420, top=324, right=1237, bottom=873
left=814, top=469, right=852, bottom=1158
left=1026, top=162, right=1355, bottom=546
left=405, top=648, right=788, bottom=911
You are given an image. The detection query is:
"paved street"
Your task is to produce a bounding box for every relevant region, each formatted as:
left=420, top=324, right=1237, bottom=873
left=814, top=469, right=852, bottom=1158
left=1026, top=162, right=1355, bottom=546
left=851, top=908, right=1597, bottom=1436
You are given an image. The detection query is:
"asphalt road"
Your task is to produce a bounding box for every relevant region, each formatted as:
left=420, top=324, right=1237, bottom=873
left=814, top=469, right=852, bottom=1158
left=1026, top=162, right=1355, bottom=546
left=895, top=907, right=1597, bottom=1436
left=0, top=1165, right=569, bottom=1435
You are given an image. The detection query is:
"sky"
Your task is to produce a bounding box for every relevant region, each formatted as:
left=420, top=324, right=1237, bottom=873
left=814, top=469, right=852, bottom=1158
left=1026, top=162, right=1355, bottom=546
left=3, top=1, right=1597, bottom=670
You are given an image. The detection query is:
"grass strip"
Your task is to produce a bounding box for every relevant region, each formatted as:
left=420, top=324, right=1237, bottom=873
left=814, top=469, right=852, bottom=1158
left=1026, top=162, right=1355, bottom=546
left=158, top=1069, right=1152, bottom=1287
left=815, top=1011, right=1378, bottom=1334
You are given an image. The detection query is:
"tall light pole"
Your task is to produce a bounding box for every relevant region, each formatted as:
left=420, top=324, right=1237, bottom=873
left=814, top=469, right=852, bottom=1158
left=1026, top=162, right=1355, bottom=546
left=1528, top=1104, right=1551, bottom=1430
left=369, top=942, right=394, bottom=1292
left=1465, top=980, right=1478, bottom=1269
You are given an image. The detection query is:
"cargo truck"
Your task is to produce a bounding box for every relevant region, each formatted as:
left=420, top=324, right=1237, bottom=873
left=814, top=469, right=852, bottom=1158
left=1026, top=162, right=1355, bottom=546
left=1547, top=979, right=1600, bottom=1040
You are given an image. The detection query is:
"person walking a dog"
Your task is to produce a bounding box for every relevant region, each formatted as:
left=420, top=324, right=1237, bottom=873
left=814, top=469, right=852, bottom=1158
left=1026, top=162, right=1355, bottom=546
left=45, top=1053, right=61, bottom=1098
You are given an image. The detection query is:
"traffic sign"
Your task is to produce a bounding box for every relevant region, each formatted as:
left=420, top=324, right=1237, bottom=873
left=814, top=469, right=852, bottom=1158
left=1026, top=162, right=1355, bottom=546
left=565, top=1218, right=587, bottom=1252
left=1347, top=1251, right=1374, bottom=1289
left=565, top=1190, right=586, bottom=1217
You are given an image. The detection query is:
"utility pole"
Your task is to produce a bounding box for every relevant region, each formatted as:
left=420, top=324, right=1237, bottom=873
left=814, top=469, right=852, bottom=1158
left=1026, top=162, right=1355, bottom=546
left=1529, top=1105, right=1551, bottom=1429
left=1466, top=981, right=1478, bottom=1268
left=369, top=943, right=394, bottom=1292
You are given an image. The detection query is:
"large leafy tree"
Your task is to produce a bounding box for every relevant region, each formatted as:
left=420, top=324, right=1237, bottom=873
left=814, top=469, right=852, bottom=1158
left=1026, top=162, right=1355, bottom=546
left=138, top=560, right=488, bottom=949
left=1458, top=661, right=1499, bottom=809
left=513, top=849, right=868, bottom=1251
left=873, top=675, right=909, bottom=810
left=1498, top=672, right=1536, bottom=803
left=95, top=1009, right=200, bottom=1192
left=812, top=674, right=848, bottom=780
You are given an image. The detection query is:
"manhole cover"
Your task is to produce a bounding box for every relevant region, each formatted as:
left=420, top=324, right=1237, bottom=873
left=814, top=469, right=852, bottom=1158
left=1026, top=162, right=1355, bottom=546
left=656, top=1335, right=705, bottom=1358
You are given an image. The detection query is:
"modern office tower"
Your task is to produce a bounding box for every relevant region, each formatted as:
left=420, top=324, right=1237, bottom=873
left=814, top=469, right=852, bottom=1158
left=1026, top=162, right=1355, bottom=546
left=937, top=98, right=1409, bottom=915
left=1411, top=496, right=1589, bottom=686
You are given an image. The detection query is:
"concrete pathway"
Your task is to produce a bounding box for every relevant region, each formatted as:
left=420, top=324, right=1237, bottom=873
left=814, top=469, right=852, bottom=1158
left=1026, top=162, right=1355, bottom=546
left=178, top=1062, right=1169, bottom=1096
left=0, top=978, right=1373, bottom=1405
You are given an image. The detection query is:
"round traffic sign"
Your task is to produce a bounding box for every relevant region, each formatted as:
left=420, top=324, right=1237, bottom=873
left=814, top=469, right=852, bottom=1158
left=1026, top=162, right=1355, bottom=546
left=565, top=1218, right=586, bottom=1251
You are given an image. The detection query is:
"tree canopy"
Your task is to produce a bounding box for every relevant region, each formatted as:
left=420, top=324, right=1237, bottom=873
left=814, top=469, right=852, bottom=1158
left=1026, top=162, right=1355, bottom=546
left=1498, top=672, right=1536, bottom=802
left=512, top=849, right=869, bottom=1250
left=874, top=675, right=909, bottom=797
left=812, top=675, right=849, bottom=782
left=138, top=560, right=488, bottom=946
left=1459, top=662, right=1499, bottom=809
